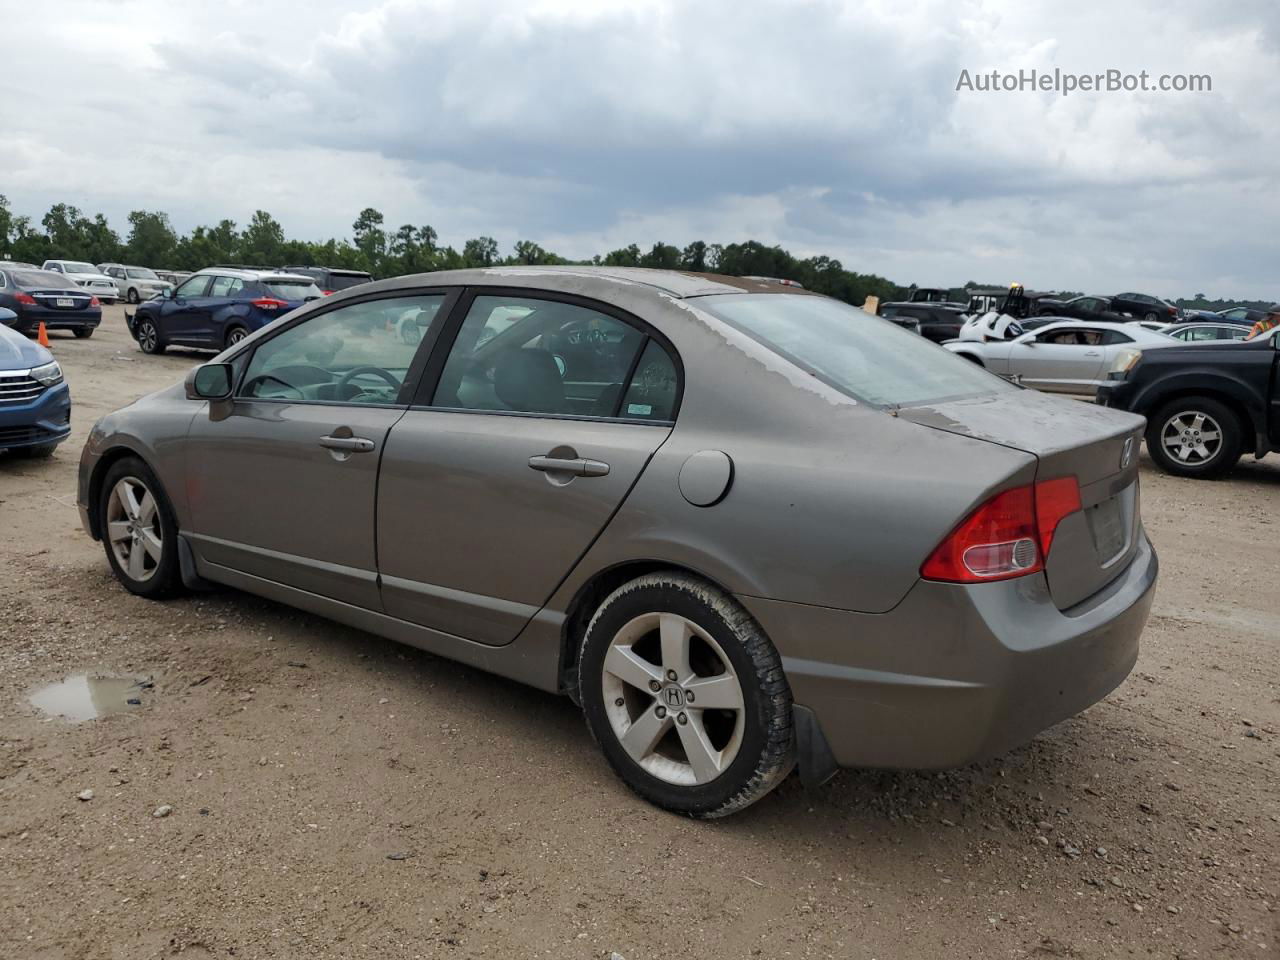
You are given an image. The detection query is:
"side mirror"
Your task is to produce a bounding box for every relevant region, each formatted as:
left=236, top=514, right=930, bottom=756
left=161, top=287, right=174, bottom=300
left=0, top=306, right=17, bottom=327
left=186, top=363, right=234, bottom=401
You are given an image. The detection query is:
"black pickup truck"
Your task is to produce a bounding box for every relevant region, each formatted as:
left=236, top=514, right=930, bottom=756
left=1097, top=332, right=1279, bottom=478
left=878, top=289, right=968, bottom=342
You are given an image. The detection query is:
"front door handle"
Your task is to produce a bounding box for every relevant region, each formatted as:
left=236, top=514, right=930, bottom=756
left=528, top=455, right=610, bottom=478
left=320, top=435, right=375, bottom=453
left=1084, top=351, right=1102, bottom=357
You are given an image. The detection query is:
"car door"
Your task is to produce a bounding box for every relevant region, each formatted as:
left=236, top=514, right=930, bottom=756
left=158, top=274, right=212, bottom=343
left=202, top=275, right=245, bottom=344
left=1011, top=328, right=1107, bottom=393
left=183, top=291, right=456, bottom=609
left=376, top=290, right=680, bottom=645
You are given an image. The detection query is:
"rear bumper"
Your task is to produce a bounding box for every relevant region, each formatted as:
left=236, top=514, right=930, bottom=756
left=13, top=308, right=102, bottom=331
left=741, top=533, right=1157, bottom=770
left=0, top=382, right=72, bottom=450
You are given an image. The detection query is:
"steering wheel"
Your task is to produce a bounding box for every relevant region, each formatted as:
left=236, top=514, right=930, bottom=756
left=337, top=366, right=401, bottom=394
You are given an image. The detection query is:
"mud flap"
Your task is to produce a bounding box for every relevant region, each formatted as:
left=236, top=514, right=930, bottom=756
left=793, top=704, right=838, bottom=788
left=177, top=534, right=217, bottom=591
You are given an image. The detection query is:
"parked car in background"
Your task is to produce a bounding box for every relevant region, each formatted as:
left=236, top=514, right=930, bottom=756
left=0, top=260, right=38, bottom=269
left=1109, top=292, right=1179, bottom=324
left=280, top=266, right=374, bottom=295
left=155, top=270, right=193, bottom=287
left=945, top=321, right=1175, bottom=396
left=127, top=268, right=323, bottom=354
left=1099, top=330, right=1279, bottom=478
left=40, top=260, right=119, bottom=303
left=1216, top=306, right=1271, bottom=327
left=1034, top=294, right=1131, bottom=324
left=1159, top=322, right=1251, bottom=343
left=0, top=308, right=71, bottom=458
left=78, top=266, right=1155, bottom=818
left=98, top=264, right=174, bottom=304
left=878, top=297, right=968, bottom=342
left=0, top=266, right=103, bottom=338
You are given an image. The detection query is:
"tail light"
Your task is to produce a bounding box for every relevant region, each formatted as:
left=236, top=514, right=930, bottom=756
left=90, top=296, right=101, bottom=306
left=15, top=292, right=36, bottom=305
left=922, top=477, right=1081, bottom=583
left=322, top=289, right=334, bottom=296
left=251, top=297, right=287, bottom=311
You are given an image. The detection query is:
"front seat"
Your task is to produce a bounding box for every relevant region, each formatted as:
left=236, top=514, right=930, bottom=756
left=493, top=349, right=565, bottom=413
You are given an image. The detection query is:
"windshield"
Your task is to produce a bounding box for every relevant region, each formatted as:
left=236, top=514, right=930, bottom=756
left=61, top=261, right=97, bottom=274
left=328, top=273, right=372, bottom=291
left=697, top=294, right=1013, bottom=408
left=264, top=279, right=323, bottom=301
left=10, top=269, right=77, bottom=289
left=127, top=267, right=159, bottom=280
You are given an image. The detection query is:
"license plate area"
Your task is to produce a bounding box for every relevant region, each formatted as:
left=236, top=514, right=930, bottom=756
left=56, top=298, right=75, bottom=308
left=1087, top=496, right=1127, bottom=563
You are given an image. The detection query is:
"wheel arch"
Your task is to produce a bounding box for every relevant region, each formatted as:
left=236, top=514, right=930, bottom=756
left=556, top=559, right=744, bottom=701
left=1141, top=382, right=1260, bottom=454
left=85, top=443, right=159, bottom=540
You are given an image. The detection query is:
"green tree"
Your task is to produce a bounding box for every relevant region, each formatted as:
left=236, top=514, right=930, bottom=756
left=351, top=207, right=386, bottom=267
left=602, top=243, right=641, bottom=267
left=679, top=240, right=708, bottom=272
left=462, top=236, right=499, bottom=267
left=240, top=210, right=285, bottom=266
left=125, top=210, right=179, bottom=267
left=639, top=242, right=680, bottom=269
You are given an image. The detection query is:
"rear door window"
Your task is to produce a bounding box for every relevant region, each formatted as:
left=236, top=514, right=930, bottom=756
left=209, top=276, right=246, bottom=298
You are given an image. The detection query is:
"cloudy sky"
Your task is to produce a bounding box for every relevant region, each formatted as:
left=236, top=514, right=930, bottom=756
left=3, top=0, right=1278, bottom=298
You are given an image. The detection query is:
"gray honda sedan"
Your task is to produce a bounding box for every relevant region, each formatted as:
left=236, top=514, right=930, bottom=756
left=78, top=268, right=1157, bottom=818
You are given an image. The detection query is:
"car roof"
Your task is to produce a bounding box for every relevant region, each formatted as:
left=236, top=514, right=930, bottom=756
left=1030, top=320, right=1171, bottom=340
left=282, top=265, right=373, bottom=276
left=360, top=267, right=819, bottom=300
left=192, top=267, right=316, bottom=282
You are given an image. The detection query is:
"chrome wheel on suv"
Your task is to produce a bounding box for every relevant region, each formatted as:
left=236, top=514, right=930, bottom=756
left=1159, top=410, right=1222, bottom=465
left=1146, top=395, right=1244, bottom=479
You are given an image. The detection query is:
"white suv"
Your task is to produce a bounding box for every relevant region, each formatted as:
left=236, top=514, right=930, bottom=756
left=41, top=260, right=119, bottom=303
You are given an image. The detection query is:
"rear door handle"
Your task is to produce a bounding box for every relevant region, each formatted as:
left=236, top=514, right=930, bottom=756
left=320, top=435, right=375, bottom=453
left=1083, top=351, right=1102, bottom=357
left=528, top=455, right=610, bottom=478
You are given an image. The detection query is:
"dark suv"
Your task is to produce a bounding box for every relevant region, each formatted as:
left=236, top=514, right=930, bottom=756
left=128, top=269, right=323, bottom=354
left=878, top=289, right=967, bottom=342
left=1098, top=331, right=1279, bottom=478
left=281, top=266, right=373, bottom=295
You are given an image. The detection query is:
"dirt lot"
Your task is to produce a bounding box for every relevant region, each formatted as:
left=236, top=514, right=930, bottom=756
left=1, top=306, right=1277, bottom=959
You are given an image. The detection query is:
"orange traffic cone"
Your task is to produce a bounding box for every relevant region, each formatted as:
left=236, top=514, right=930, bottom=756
left=37, top=322, right=51, bottom=348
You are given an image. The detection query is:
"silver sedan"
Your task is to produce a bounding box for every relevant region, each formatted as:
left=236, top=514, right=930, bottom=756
left=945, top=321, right=1176, bottom=395
left=77, top=268, right=1157, bottom=817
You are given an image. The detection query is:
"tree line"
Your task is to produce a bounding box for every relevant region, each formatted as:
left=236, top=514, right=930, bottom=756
left=0, top=196, right=1270, bottom=311
left=0, top=197, right=905, bottom=308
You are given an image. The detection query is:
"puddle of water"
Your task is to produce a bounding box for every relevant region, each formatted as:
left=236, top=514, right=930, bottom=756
left=28, top=674, right=153, bottom=722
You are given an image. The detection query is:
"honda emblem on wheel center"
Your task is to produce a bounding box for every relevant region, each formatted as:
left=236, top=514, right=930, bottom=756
left=663, top=686, right=685, bottom=708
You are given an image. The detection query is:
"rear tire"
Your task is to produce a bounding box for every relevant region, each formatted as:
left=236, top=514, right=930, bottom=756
left=1143, top=311, right=1160, bottom=324
left=136, top=318, right=166, bottom=354
left=1145, top=395, right=1243, bottom=479
left=127, top=288, right=141, bottom=304
left=98, top=456, right=183, bottom=600
left=225, top=325, right=249, bottom=348
left=578, top=572, right=795, bottom=818
left=73, top=326, right=95, bottom=339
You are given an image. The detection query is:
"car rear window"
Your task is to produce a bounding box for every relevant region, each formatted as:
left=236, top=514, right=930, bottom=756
left=10, top=269, right=75, bottom=288
left=328, top=273, right=372, bottom=291
left=697, top=293, right=1013, bottom=408
left=263, top=279, right=323, bottom=301
left=127, top=268, right=159, bottom=279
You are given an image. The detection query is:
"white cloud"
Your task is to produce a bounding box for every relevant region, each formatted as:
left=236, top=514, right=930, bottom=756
left=1, top=0, right=1278, bottom=298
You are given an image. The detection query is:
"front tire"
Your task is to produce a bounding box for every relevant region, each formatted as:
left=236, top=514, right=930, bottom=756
left=98, top=456, right=183, bottom=599
left=578, top=572, right=794, bottom=818
left=127, top=288, right=141, bottom=304
left=1143, top=311, right=1160, bottom=324
left=1145, top=396, right=1243, bottom=479
left=136, top=318, right=166, bottom=354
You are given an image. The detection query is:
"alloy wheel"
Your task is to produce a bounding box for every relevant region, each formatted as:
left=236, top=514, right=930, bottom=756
left=106, top=477, right=163, bottom=582
left=601, top=612, right=746, bottom=786
left=227, top=328, right=247, bottom=346
left=1160, top=410, right=1223, bottom=464
left=139, top=322, right=158, bottom=352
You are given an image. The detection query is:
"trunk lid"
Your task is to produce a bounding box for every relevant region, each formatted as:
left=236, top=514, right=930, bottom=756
left=897, top=388, right=1147, bottom=610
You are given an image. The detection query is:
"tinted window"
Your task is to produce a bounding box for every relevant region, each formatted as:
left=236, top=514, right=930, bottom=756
left=264, top=279, right=323, bottom=301
left=209, top=276, right=245, bottom=298
left=328, top=273, right=372, bottom=291
left=698, top=294, right=1012, bottom=407
left=620, top=339, right=678, bottom=421
left=176, top=275, right=211, bottom=298
left=11, top=269, right=74, bottom=289
left=433, top=295, right=648, bottom=418
left=241, top=295, right=444, bottom=404
left=1099, top=330, right=1134, bottom=345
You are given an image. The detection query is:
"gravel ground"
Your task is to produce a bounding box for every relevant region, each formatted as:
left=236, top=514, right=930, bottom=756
left=1, top=306, right=1277, bottom=959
